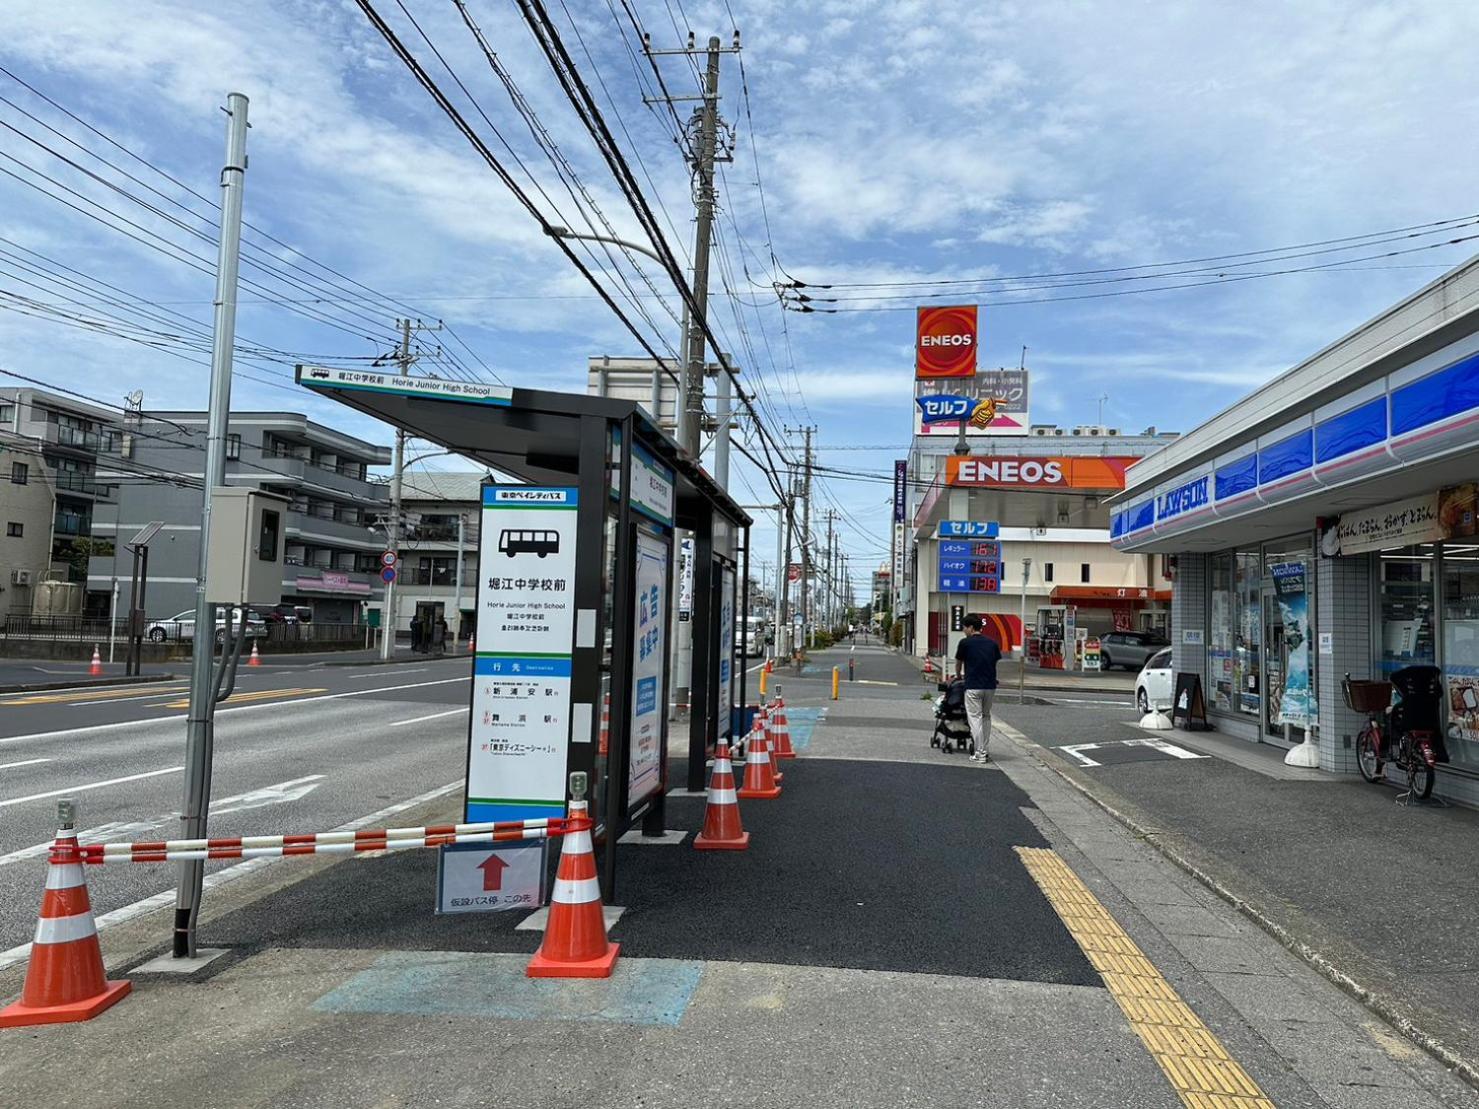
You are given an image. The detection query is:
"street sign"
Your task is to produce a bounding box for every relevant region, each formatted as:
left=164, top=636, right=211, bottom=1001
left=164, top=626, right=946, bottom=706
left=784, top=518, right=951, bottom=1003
left=938, top=521, right=999, bottom=538
left=298, top=365, right=513, bottom=406
left=436, top=839, right=546, bottom=914
left=380, top=567, right=397, bottom=583
left=380, top=550, right=398, bottom=567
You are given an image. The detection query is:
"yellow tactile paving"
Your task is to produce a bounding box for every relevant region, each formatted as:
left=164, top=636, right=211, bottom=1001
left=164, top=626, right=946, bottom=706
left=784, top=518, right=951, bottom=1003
left=1, top=684, right=188, bottom=706
left=1017, top=846, right=1277, bottom=1109
left=158, top=687, right=326, bottom=709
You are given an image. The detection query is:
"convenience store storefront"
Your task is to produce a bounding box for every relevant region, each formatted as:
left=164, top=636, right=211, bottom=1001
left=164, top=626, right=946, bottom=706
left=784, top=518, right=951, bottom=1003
left=1109, top=256, right=1479, bottom=803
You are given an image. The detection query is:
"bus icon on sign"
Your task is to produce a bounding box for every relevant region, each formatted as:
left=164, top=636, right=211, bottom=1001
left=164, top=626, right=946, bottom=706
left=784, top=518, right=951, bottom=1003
left=499, top=529, right=560, bottom=558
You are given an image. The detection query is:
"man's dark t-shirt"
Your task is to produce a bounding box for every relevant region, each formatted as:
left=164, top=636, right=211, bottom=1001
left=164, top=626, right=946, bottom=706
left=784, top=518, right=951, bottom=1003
left=955, top=634, right=1002, bottom=690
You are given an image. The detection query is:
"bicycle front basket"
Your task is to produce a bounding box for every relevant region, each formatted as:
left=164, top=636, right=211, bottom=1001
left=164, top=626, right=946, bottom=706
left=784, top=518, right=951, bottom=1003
left=1343, top=679, right=1392, bottom=714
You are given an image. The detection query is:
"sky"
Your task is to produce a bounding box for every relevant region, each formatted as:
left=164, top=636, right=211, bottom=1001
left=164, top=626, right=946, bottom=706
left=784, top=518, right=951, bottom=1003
left=2, top=0, right=1479, bottom=600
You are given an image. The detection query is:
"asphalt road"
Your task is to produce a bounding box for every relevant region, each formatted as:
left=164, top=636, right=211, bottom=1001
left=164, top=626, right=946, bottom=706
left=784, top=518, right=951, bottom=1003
left=0, top=654, right=473, bottom=956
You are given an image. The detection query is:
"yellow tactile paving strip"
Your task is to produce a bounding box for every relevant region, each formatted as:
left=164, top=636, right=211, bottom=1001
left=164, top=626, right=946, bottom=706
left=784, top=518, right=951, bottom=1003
left=159, top=687, right=326, bottom=709
left=1016, top=846, right=1276, bottom=1109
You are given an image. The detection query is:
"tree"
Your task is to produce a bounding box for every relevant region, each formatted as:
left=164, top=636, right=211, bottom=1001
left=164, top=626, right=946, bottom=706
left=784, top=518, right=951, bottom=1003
left=65, top=538, right=114, bottom=582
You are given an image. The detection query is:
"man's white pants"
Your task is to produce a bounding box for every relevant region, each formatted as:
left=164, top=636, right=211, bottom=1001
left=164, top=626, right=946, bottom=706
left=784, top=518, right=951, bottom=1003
left=964, top=688, right=995, bottom=755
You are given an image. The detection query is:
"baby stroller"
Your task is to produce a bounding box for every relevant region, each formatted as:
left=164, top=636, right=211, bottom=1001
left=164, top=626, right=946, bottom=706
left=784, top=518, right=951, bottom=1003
left=930, top=678, right=975, bottom=755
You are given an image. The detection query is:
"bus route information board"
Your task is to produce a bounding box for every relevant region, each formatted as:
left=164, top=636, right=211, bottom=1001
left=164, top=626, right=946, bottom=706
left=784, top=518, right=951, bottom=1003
left=466, top=485, right=579, bottom=823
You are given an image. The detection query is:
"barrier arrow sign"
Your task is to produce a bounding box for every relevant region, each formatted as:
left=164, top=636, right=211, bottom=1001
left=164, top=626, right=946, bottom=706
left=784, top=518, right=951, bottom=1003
left=478, top=853, right=508, bottom=892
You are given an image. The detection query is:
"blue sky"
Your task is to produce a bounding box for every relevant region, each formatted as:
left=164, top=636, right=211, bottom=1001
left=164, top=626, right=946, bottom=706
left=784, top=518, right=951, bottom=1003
left=3, top=1, right=1479, bottom=597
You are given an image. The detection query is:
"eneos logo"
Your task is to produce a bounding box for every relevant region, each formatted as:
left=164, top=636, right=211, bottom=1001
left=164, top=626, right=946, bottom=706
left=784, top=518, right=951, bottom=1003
left=916, top=305, right=978, bottom=378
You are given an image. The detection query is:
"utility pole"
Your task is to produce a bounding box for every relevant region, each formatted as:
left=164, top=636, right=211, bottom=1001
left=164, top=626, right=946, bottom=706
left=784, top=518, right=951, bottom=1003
left=824, top=511, right=835, bottom=634
left=453, top=511, right=467, bottom=641
left=780, top=493, right=793, bottom=658
left=175, top=92, right=248, bottom=959
left=800, top=427, right=814, bottom=647
left=380, top=318, right=414, bottom=661
left=713, top=354, right=732, bottom=489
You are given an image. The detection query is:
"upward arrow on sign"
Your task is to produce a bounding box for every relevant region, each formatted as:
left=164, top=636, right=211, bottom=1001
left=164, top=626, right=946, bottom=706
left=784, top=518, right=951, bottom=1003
left=477, top=854, right=508, bottom=892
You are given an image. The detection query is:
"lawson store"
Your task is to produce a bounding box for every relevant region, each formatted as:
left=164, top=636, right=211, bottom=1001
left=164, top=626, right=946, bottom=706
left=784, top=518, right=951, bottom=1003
left=1109, top=256, right=1479, bottom=805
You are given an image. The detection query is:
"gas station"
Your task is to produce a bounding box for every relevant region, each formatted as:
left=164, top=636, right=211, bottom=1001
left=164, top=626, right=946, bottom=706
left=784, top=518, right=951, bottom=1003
left=294, top=366, right=752, bottom=896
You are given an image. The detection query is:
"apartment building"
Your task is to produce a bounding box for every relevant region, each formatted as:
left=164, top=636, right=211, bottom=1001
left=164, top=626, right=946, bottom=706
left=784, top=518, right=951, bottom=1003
left=0, top=432, right=57, bottom=614
left=89, top=411, right=391, bottom=622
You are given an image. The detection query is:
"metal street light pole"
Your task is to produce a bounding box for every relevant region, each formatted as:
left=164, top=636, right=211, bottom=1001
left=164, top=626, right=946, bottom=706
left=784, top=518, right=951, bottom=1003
left=1018, top=557, right=1032, bottom=705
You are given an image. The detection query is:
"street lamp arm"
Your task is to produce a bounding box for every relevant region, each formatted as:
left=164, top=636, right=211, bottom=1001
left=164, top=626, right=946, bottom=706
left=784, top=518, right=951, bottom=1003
left=546, top=225, right=667, bottom=265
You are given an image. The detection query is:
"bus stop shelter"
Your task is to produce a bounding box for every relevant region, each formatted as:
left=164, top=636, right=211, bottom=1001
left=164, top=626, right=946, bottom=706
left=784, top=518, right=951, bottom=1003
left=295, top=366, right=751, bottom=895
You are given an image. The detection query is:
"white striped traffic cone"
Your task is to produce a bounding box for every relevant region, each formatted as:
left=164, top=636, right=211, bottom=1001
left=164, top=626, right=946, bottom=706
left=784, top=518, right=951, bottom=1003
left=526, top=800, right=619, bottom=978
left=247, top=641, right=261, bottom=667
left=0, top=807, right=130, bottom=1027
left=769, top=696, right=796, bottom=760
left=88, top=646, right=102, bottom=677
left=694, top=742, right=749, bottom=850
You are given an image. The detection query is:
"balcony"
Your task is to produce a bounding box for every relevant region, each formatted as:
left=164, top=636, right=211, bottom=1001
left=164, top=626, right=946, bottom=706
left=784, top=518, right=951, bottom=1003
left=54, top=515, right=92, bottom=537
left=52, top=471, right=101, bottom=497
left=41, top=424, right=102, bottom=455
left=255, top=450, right=388, bottom=501
left=286, top=509, right=381, bottom=549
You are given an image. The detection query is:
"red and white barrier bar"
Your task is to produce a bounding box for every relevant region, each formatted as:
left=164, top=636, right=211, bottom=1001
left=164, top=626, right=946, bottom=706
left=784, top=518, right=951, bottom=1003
left=72, top=816, right=590, bottom=865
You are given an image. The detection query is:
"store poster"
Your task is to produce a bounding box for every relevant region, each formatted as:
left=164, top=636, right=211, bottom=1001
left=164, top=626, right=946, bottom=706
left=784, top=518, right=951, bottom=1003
left=718, top=564, right=735, bottom=739
left=467, top=486, right=579, bottom=823
left=629, top=529, right=669, bottom=806
left=1269, top=561, right=1315, bottom=727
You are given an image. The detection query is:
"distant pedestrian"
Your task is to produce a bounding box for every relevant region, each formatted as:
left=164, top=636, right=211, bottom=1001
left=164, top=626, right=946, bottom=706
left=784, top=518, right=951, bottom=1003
left=409, top=616, right=422, bottom=653
left=954, top=614, right=1002, bottom=763
left=432, top=616, right=448, bottom=657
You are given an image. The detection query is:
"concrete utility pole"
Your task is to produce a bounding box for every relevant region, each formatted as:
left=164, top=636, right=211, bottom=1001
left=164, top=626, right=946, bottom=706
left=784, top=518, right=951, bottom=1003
left=713, top=354, right=732, bottom=489
left=800, top=427, right=814, bottom=646
left=780, top=493, right=793, bottom=657
left=380, top=318, right=414, bottom=660
left=175, top=92, right=248, bottom=959
left=679, top=37, right=723, bottom=455
left=453, top=511, right=467, bottom=641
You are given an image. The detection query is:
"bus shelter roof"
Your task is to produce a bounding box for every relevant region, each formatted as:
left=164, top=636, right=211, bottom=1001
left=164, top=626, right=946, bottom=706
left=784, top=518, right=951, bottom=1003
left=294, top=367, right=751, bottom=530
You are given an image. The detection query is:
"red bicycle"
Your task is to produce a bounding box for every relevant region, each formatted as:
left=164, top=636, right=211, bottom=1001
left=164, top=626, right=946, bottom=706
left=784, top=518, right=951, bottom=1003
left=1345, top=671, right=1442, bottom=802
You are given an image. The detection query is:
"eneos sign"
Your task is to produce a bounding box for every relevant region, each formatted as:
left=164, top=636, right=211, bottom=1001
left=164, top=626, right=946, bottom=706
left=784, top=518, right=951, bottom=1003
left=916, top=305, right=978, bottom=379
left=946, top=456, right=1138, bottom=490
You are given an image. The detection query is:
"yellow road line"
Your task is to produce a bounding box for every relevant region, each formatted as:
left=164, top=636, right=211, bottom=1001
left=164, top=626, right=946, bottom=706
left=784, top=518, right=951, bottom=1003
left=1016, top=847, right=1276, bottom=1109
left=158, top=687, right=327, bottom=710
left=1, top=684, right=189, bottom=706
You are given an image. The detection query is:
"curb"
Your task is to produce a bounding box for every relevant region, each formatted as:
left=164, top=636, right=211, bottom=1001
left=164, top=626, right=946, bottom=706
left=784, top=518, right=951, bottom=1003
left=998, top=720, right=1479, bottom=1092
left=319, top=653, right=471, bottom=668
left=0, top=673, right=178, bottom=696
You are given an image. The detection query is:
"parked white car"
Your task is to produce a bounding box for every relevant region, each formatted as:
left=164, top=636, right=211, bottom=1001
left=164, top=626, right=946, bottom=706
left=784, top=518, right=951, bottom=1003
left=147, top=607, right=267, bottom=643
left=1135, top=647, right=1174, bottom=714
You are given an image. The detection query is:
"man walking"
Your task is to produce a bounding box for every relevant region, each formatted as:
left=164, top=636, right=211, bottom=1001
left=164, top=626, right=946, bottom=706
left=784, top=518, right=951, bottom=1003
left=954, top=614, right=1002, bottom=763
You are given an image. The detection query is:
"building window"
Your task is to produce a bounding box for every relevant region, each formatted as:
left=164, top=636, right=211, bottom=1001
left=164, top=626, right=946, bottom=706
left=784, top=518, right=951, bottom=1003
left=1206, top=549, right=1262, bottom=716
left=6, top=522, right=21, bottom=537
left=1440, top=542, right=1479, bottom=770
left=1378, top=544, right=1435, bottom=676
left=0, top=404, right=13, bottom=423
left=226, top=434, right=241, bottom=461
left=1043, top=563, right=1054, bottom=583
left=1080, top=563, right=1091, bottom=583
left=10, top=461, right=27, bottom=485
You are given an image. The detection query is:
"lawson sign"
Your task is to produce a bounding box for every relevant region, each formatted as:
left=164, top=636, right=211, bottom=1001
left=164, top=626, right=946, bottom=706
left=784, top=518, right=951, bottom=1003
left=1156, top=476, right=1210, bottom=523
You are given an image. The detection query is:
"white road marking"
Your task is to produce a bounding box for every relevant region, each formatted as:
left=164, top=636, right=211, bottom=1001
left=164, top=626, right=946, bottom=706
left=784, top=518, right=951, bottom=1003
left=0, top=675, right=471, bottom=748
left=388, top=707, right=468, bottom=728
left=1059, top=743, right=1104, bottom=767
left=352, top=668, right=426, bottom=679
left=1044, top=696, right=1135, bottom=706
left=1124, top=738, right=1208, bottom=760
left=0, top=766, right=184, bottom=809
left=0, top=780, right=463, bottom=970
left=0, top=775, right=328, bottom=870
left=0, top=758, right=50, bottom=771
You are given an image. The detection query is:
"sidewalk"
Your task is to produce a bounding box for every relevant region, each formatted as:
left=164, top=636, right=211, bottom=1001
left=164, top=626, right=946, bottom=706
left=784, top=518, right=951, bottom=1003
left=895, top=644, right=1137, bottom=695
left=0, top=645, right=1472, bottom=1108
left=993, top=693, right=1479, bottom=1085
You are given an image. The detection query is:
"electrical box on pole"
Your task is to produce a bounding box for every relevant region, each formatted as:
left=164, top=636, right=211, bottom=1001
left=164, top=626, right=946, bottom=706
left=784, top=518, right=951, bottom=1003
left=204, top=488, right=290, bottom=605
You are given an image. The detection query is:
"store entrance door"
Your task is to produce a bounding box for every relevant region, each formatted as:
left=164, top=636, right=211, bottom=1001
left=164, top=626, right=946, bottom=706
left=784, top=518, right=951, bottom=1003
left=1261, top=542, right=1315, bottom=747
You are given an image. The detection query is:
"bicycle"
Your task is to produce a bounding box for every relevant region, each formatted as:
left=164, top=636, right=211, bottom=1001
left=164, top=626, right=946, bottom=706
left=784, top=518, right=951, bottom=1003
left=1345, top=672, right=1437, bottom=803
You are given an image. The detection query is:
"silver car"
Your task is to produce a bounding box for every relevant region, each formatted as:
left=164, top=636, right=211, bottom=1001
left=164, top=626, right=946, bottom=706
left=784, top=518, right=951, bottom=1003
left=1098, top=631, right=1170, bottom=671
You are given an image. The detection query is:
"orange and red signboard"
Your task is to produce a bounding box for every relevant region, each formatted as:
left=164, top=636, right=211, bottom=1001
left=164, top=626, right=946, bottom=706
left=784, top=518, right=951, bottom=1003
left=945, top=455, right=1139, bottom=490
left=915, top=305, right=978, bottom=379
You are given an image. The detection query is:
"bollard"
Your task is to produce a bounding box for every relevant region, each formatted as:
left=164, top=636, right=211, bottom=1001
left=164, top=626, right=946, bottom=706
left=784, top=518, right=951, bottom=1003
left=848, top=656, right=855, bottom=682
left=831, top=666, right=840, bottom=700
left=759, top=667, right=768, bottom=697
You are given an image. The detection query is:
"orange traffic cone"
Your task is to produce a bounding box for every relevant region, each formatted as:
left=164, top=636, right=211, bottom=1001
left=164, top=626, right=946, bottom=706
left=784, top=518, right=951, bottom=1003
left=467, top=633, right=475, bottom=654
left=247, top=641, right=261, bottom=667
left=770, top=696, right=796, bottom=760
left=526, top=800, right=619, bottom=978
left=923, top=655, right=936, bottom=677
left=737, top=720, right=782, bottom=799
left=0, top=813, right=130, bottom=1027
left=694, top=742, right=749, bottom=851
left=755, top=708, right=781, bottom=782
left=764, top=658, right=774, bottom=674
left=88, top=646, right=102, bottom=677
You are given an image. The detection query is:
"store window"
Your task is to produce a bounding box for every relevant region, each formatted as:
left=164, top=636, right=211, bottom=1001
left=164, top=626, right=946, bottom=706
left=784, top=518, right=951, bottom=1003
left=1378, top=544, right=1435, bottom=675
left=1205, top=549, right=1262, bottom=717
left=1080, top=563, right=1091, bottom=583
left=1043, top=563, right=1054, bottom=583
left=1440, top=543, right=1479, bottom=770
